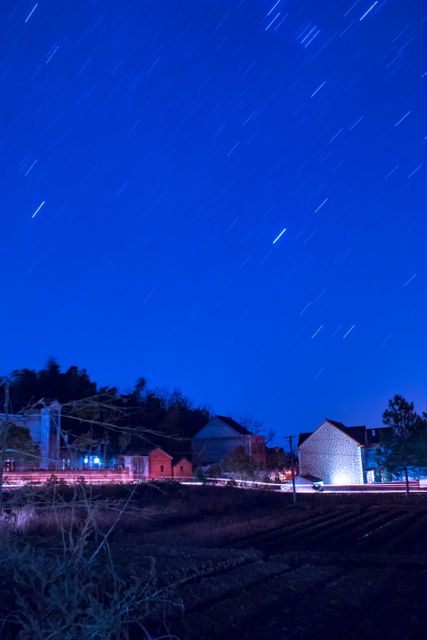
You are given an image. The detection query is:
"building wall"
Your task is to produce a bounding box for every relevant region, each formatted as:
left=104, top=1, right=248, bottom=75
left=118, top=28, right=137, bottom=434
left=148, top=448, right=172, bottom=479
left=0, top=405, right=60, bottom=469
left=123, top=455, right=149, bottom=480
left=298, top=420, right=364, bottom=484
left=192, top=417, right=266, bottom=466
left=192, top=417, right=247, bottom=465
left=173, top=458, right=193, bottom=479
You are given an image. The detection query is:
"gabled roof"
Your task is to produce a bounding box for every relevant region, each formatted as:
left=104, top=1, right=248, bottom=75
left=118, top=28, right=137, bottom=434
left=325, top=420, right=367, bottom=446
left=172, top=455, right=191, bottom=465
left=298, top=421, right=393, bottom=450
left=298, top=432, right=312, bottom=447
left=299, top=419, right=368, bottom=448
left=122, top=446, right=172, bottom=458
left=215, top=415, right=252, bottom=435
left=366, top=426, right=392, bottom=444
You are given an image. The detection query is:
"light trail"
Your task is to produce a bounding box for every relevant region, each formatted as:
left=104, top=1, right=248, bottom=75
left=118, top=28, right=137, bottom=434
left=272, top=227, right=287, bottom=244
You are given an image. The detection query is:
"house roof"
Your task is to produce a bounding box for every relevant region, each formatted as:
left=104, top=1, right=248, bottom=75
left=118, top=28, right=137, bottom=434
left=326, top=420, right=367, bottom=446
left=122, top=446, right=172, bottom=458
left=366, top=426, right=392, bottom=444
left=299, top=419, right=368, bottom=448
left=172, top=455, right=191, bottom=465
left=298, top=432, right=312, bottom=447
left=215, top=415, right=252, bottom=435
left=298, top=420, right=393, bottom=449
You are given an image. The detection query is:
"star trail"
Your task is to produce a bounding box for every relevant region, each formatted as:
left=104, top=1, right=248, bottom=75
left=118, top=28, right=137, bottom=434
left=1, top=0, right=425, bottom=436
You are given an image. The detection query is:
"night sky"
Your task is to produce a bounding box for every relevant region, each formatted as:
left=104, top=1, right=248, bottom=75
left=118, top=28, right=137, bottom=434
left=1, top=0, right=425, bottom=439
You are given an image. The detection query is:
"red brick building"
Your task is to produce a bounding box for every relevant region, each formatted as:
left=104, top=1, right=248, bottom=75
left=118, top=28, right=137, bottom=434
left=172, top=456, right=192, bottom=479
left=147, top=448, right=173, bottom=480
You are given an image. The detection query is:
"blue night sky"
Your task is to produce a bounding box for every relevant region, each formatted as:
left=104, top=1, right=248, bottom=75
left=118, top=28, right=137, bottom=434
left=1, top=0, right=425, bottom=439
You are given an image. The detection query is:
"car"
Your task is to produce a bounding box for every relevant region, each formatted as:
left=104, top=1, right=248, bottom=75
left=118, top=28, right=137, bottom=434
left=312, top=480, right=324, bottom=492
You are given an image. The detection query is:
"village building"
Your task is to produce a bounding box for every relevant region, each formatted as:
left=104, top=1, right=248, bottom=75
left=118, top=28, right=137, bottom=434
left=121, top=447, right=173, bottom=480
left=172, top=456, right=193, bottom=479
left=192, top=415, right=266, bottom=468
left=298, top=419, right=390, bottom=485
left=0, top=402, right=61, bottom=469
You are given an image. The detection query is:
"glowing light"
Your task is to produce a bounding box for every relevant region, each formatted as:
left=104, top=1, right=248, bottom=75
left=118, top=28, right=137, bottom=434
left=31, top=200, right=45, bottom=218
left=342, top=324, right=356, bottom=339
left=93, top=457, right=100, bottom=465
left=310, top=81, right=326, bottom=98
left=360, top=1, right=377, bottom=21
left=83, top=457, right=88, bottom=464
left=332, top=472, right=355, bottom=485
left=272, top=227, right=287, bottom=244
left=25, top=3, right=38, bottom=23
left=314, top=198, right=328, bottom=213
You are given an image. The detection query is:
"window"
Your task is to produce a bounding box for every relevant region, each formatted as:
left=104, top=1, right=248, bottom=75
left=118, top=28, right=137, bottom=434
left=180, top=466, right=184, bottom=472
left=160, top=465, right=164, bottom=472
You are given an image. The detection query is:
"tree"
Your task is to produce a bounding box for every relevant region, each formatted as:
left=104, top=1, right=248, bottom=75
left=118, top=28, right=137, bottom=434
left=2, top=424, right=40, bottom=469
left=222, top=446, right=256, bottom=479
left=381, top=395, right=427, bottom=493
left=238, top=413, right=275, bottom=445
left=265, top=446, right=292, bottom=471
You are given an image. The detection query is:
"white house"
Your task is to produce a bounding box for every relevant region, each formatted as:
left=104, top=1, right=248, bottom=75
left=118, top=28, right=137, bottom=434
left=298, top=419, right=388, bottom=485
left=192, top=415, right=266, bottom=467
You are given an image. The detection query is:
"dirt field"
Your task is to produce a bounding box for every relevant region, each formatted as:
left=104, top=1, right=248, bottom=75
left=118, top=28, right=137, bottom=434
left=139, top=499, right=427, bottom=640
left=2, top=484, right=426, bottom=639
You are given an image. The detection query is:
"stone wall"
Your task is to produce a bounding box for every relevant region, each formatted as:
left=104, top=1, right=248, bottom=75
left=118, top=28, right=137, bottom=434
left=298, top=420, right=364, bottom=484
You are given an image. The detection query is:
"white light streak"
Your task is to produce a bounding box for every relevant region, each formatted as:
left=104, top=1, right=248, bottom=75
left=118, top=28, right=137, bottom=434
left=349, top=114, right=364, bottom=130
left=239, top=254, right=252, bottom=269
left=226, top=216, right=239, bottom=232
left=304, top=29, right=320, bottom=47
left=46, top=45, right=59, bottom=64
left=403, top=273, right=417, bottom=287
left=342, top=324, right=356, bottom=339
left=301, top=26, right=316, bottom=44
left=272, top=227, right=287, bottom=244
left=313, top=367, right=325, bottom=381
left=24, top=159, right=37, bottom=176
left=310, top=81, right=326, bottom=98
left=303, top=230, right=317, bottom=245
left=267, top=0, right=280, bottom=16
left=299, top=301, right=312, bottom=316
left=243, top=111, right=256, bottom=125
left=265, top=12, right=280, bottom=31
left=143, top=288, right=156, bottom=303
left=227, top=140, right=240, bottom=156
left=314, top=288, right=326, bottom=302
left=31, top=201, right=45, bottom=218
left=407, top=164, right=422, bottom=179
left=311, top=324, right=323, bottom=339
left=314, top=198, right=328, bottom=213
left=394, top=110, right=411, bottom=127
left=360, top=1, right=377, bottom=21
left=329, top=128, right=343, bottom=143
left=344, top=0, right=360, bottom=17
left=339, top=21, right=355, bottom=38
left=380, top=334, right=392, bottom=347
left=384, top=164, right=399, bottom=179
left=25, top=3, right=38, bottom=23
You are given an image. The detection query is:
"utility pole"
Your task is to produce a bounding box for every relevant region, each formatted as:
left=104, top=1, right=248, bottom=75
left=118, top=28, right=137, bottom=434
left=287, top=435, right=297, bottom=506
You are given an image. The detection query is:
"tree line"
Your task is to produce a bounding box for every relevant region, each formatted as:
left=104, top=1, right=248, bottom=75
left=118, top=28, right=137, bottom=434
left=1, top=359, right=210, bottom=461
